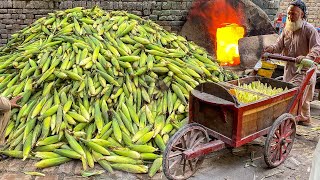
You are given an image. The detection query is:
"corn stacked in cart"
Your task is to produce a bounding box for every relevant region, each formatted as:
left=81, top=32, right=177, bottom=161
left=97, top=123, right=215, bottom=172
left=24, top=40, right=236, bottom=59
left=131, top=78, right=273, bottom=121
left=231, top=81, right=287, bottom=103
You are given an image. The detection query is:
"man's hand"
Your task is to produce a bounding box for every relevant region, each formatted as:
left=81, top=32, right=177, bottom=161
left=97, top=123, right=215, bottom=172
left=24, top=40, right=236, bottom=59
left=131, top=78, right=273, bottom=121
left=296, top=56, right=305, bottom=63
left=10, top=96, right=22, bottom=108
left=263, top=46, right=274, bottom=53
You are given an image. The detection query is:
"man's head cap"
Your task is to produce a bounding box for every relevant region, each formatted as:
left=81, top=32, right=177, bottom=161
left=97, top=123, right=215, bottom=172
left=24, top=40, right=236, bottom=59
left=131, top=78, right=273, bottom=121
left=289, top=0, right=307, bottom=19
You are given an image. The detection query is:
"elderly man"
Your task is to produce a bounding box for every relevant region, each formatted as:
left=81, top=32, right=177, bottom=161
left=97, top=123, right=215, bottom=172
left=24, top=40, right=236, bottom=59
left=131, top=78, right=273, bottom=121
left=0, top=96, right=21, bottom=144
left=264, top=0, right=320, bottom=126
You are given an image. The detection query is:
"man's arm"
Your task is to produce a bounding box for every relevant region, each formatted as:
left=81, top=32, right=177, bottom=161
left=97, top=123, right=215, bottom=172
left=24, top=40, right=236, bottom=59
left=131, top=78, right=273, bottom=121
left=264, top=32, right=285, bottom=54
left=307, top=28, right=320, bottom=62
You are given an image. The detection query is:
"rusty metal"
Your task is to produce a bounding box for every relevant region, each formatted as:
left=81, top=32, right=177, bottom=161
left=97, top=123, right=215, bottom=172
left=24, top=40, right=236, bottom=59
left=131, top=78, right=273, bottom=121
left=183, top=140, right=225, bottom=160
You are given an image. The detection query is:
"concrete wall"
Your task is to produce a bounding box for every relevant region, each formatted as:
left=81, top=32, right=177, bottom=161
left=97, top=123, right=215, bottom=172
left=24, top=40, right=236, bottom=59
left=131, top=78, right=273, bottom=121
left=0, top=0, right=286, bottom=46
left=251, top=0, right=281, bottom=20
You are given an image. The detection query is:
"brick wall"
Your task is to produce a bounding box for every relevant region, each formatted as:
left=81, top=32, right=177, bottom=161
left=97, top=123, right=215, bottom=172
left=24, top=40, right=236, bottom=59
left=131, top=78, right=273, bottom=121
left=0, top=0, right=194, bottom=45
left=278, top=0, right=320, bottom=26
left=0, top=0, right=283, bottom=46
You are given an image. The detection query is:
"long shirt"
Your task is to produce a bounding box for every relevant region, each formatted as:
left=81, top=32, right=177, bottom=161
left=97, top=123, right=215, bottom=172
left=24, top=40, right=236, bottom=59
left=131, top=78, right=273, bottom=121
left=0, top=97, right=11, bottom=111
left=270, top=21, right=320, bottom=82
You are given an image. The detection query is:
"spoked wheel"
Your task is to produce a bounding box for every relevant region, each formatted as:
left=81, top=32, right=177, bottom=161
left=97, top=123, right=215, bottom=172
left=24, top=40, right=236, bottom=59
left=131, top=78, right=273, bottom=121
left=264, top=113, right=296, bottom=168
left=163, top=123, right=209, bottom=180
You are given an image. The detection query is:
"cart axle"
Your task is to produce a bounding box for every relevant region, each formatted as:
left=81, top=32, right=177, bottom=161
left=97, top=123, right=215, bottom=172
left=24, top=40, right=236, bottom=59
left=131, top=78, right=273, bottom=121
left=183, top=139, right=225, bottom=160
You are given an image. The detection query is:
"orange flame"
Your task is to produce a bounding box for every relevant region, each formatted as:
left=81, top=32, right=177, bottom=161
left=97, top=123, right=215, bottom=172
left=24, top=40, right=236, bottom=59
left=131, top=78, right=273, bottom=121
left=216, top=24, right=244, bottom=66
left=189, top=0, right=245, bottom=66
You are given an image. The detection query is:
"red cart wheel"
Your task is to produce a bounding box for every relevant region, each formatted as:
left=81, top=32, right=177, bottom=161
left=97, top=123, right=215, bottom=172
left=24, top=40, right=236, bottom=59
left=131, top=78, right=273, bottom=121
left=163, top=123, right=209, bottom=180
left=264, top=113, right=296, bottom=168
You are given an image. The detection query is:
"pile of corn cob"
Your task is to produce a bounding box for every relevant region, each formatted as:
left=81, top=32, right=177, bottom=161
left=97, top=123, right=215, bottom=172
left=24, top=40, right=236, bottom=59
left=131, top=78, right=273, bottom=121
left=232, top=81, right=287, bottom=103
left=0, top=7, right=237, bottom=176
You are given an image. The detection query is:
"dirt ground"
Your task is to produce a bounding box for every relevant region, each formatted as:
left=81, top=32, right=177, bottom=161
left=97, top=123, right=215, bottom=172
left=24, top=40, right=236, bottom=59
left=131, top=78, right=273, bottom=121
left=189, top=123, right=319, bottom=180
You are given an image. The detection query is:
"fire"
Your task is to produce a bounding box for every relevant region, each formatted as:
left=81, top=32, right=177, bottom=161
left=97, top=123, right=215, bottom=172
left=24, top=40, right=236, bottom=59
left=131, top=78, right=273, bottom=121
left=189, top=0, right=245, bottom=66
left=216, top=24, right=245, bottom=66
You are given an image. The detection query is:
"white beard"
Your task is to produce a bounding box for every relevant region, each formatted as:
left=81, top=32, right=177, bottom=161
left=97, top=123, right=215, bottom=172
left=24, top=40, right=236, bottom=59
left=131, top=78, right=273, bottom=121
left=285, top=17, right=303, bottom=32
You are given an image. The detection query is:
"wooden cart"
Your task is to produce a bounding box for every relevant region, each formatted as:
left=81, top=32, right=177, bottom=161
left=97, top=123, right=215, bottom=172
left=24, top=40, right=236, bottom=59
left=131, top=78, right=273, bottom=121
left=162, top=54, right=316, bottom=180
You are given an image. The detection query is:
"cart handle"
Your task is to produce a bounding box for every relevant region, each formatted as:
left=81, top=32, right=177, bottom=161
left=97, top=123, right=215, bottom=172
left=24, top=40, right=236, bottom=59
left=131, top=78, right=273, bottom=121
left=262, top=53, right=296, bottom=62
